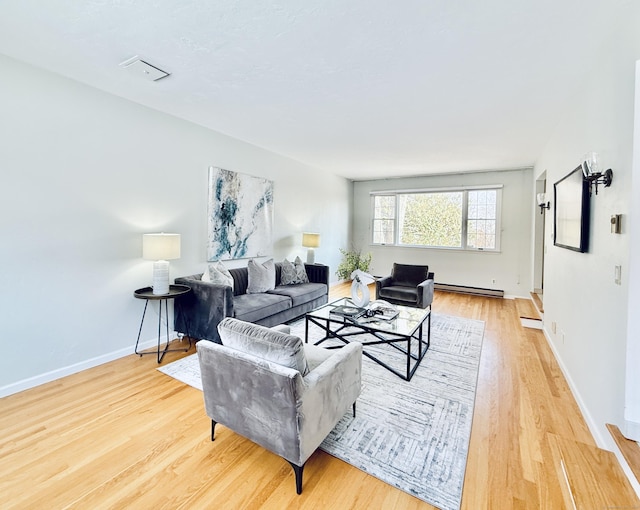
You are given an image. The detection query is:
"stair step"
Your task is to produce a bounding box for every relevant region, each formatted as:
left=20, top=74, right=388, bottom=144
left=515, top=297, right=541, bottom=321
left=607, top=423, right=640, bottom=484
left=548, top=434, right=640, bottom=509
left=530, top=291, right=544, bottom=313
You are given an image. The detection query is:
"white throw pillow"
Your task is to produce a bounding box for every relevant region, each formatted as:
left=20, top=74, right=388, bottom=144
left=204, top=261, right=234, bottom=289
left=247, top=258, right=275, bottom=293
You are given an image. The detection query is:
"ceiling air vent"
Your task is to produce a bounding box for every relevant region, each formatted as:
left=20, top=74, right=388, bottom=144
left=119, top=56, right=170, bottom=81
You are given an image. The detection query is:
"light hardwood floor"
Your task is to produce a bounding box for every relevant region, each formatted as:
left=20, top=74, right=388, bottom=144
left=1, top=286, right=638, bottom=509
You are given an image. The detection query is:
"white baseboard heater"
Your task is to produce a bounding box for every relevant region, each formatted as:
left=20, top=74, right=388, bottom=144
left=434, top=283, right=504, bottom=298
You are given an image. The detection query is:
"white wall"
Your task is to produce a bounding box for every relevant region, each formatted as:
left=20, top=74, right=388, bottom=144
left=534, top=2, right=640, bottom=449
left=352, top=169, right=533, bottom=297
left=625, top=62, right=640, bottom=441
left=0, top=54, right=350, bottom=394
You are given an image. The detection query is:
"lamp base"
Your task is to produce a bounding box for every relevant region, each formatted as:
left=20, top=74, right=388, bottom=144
left=152, top=260, right=170, bottom=295
left=306, top=248, right=315, bottom=265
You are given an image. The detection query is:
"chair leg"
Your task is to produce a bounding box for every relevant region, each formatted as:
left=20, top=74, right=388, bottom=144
left=287, top=461, right=305, bottom=494
left=211, top=420, right=217, bottom=441
left=353, top=402, right=357, bottom=417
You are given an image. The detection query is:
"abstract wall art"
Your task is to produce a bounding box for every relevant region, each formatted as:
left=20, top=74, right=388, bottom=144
left=207, top=167, right=274, bottom=261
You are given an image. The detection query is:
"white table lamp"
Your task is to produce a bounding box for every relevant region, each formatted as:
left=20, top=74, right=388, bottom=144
left=143, top=233, right=181, bottom=295
left=302, top=232, right=320, bottom=264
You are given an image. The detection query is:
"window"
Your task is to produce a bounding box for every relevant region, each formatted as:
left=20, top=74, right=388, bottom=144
left=372, top=195, right=396, bottom=244
left=371, top=187, right=501, bottom=251
left=467, top=189, right=498, bottom=249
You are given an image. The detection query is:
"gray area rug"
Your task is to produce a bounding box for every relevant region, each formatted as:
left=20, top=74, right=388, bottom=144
left=158, top=313, right=484, bottom=510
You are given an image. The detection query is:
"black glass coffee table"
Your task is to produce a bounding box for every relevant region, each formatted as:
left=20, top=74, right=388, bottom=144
left=304, top=298, right=431, bottom=381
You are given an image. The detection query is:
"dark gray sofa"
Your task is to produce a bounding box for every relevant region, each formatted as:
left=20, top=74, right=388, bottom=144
left=174, top=263, right=329, bottom=343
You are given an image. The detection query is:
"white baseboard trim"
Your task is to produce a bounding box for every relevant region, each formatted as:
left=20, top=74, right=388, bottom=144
left=623, top=419, right=640, bottom=442
left=0, top=334, right=175, bottom=398
left=504, top=293, right=536, bottom=300
left=541, top=326, right=640, bottom=499
left=540, top=326, right=606, bottom=447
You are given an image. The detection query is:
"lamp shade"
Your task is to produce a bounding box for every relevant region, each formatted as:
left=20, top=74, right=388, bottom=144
left=302, top=232, right=320, bottom=248
left=143, top=233, right=181, bottom=260
left=582, top=151, right=600, bottom=177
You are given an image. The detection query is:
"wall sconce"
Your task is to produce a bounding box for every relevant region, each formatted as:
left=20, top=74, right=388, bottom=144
left=536, top=193, right=550, bottom=214
left=302, top=232, right=320, bottom=264
left=582, top=152, right=613, bottom=196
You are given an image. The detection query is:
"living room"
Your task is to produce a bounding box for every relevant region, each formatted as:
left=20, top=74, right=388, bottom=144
left=3, top=1, right=640, bottom=507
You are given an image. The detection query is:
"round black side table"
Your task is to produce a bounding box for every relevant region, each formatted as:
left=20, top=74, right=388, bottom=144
left=134, top=284, right=191, bottom=363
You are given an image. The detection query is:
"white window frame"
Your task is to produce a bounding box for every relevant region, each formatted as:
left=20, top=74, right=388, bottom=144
left=370, top=185, right=503, bottom=252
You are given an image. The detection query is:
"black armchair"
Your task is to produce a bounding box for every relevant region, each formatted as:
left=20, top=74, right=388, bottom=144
left=375, top=263, right=434, bottom=309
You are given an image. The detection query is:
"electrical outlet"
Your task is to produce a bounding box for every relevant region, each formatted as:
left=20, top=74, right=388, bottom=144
left=615, top=265, right=622, bottom=285
left=560, top=330, right=565, bottom=344
left=491, top=278, right=497, bottom=284
left=551, top=321, right=557, bottom=334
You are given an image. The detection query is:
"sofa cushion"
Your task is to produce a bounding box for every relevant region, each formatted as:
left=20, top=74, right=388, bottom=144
left=218, top=317, right=309, bottom=375
left=304, top=344, right=333, bottom=372
left=391, top=263, right=429, bottom=287
left=281, top=256, right=309, bottom=285
left=378, top=285, right=419, bottom=304
left=247, top=258, right=276, bottom=293
left=269, top=282, right=328, bottom=307
left=233, top=292, right=292, bottom=323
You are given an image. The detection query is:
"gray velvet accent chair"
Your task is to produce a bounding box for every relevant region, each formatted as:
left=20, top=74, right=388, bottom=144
left=196, top=318, right=363, bottom=494
left=375, top=263, right=435, bottom=309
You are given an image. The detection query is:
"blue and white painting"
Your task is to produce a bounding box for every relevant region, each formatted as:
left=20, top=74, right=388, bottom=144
left=207, top=167, right=274, bottom=261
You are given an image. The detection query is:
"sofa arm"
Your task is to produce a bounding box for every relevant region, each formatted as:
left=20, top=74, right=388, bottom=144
left=305, top=263, right=329, bottom=286
left=297, top=343, right=362, bottom=464
left=375, top=275, right=393, bottom=299
left=174, top=275, right=234, bottom=343
left=417, top=278, right=435, bottom=308
left=197, top=341, right=303, bottom=463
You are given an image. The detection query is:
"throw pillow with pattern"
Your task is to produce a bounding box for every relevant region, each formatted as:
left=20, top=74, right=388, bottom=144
left=281, top=256, right=309, bottom=285
left=293, top=256, right=309, bottom=283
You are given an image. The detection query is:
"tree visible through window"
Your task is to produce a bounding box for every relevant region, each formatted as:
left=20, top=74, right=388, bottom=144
left=399, top=192, right=463, bottom=247
left=372, top=187, right=501, bottom=250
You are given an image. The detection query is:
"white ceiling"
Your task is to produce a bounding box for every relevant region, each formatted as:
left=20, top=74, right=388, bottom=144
left=0, top=1, right=628, bottom=180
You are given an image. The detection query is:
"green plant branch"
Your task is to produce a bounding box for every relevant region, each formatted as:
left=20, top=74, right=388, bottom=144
left=336, top=248, right=372, bottom=280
